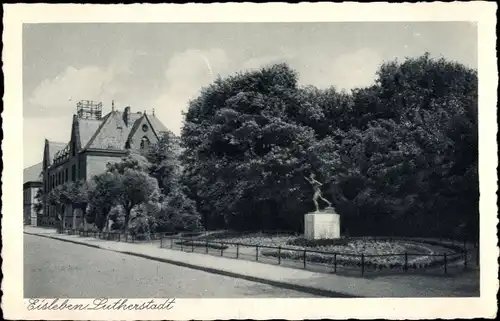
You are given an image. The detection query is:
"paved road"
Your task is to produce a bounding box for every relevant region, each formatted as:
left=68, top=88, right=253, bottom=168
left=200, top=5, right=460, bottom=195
left=24, top=234, right=316, bottom=298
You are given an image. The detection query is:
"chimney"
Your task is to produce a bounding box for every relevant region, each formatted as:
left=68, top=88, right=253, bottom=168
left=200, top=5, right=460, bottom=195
left=123, top=106, right=131, bottom=126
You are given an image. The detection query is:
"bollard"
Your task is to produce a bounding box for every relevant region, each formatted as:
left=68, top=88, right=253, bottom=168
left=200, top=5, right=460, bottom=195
left=361, top=254, right=365, bottom=276
left=181, top=239, right=184, bottom=251
left=236, top=243, right=240, bottom=259
left=160, top=238, right=163, bottom=248
left=303, top=249, right=307, bottom=269
left=192, top=240, right=194, bottom=252
left=220, top=243, right=224, bottom=256
left=170, top=238, right=173, bottom=249
left=444, top=253, right=448, bottom=274
left=334, top=253, right=337, bottom=273
left=278, top=246, right=281, bottom=265
left=256, top=245, right=259, bottom=261
left=404, top=252, right=408, bottom=272
left=205, top=240, right=209, bottom=253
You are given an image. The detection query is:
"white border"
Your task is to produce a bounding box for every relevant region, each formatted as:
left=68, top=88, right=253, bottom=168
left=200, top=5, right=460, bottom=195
left=2, top=3, right=498, bottom=320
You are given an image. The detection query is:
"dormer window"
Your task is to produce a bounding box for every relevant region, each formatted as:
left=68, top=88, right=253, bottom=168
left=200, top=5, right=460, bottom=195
left=142, top=124, right=149, bottom=132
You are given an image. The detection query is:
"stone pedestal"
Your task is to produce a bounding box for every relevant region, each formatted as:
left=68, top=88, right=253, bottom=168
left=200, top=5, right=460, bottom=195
left=304, top=207, right=340, bottom=240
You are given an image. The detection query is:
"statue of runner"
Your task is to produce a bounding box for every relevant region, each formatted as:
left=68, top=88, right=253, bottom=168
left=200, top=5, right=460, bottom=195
left=304, top=173, right=332, bottom=212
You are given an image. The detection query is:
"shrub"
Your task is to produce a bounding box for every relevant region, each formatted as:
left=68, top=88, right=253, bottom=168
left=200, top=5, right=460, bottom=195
left=180, top=231, right=204, bottom=237
left=287, top=237, right=350, bottom=247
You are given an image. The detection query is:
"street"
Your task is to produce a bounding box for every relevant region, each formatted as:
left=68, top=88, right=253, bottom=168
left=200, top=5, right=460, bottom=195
left=24, top=234, right=316, bottom=298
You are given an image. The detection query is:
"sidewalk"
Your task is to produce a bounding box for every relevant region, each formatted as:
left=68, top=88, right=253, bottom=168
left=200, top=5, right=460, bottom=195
left=24, top=226, right=479, bottom=297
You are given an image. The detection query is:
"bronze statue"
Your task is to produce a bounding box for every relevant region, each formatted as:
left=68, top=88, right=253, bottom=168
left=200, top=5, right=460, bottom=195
left=304, top=173, right=332, bottom=212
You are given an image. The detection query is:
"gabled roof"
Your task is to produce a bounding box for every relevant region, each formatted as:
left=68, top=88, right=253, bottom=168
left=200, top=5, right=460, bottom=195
left=76, top=118, right=103, bottom=149
left=147, top=114, right=170, bottom=135
left=47, top=140, right=67, bottom=165
left=85, top=111, right=131, bottom=150
left=126, top=113, right=147, bottom=142
left=48, top=108, right=170, bottom=161
left=24, top=162, right=43, bottom=184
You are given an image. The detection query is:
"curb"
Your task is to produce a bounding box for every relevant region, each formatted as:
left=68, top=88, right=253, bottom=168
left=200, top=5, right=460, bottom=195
left=25, top=232, right=359, bottom=298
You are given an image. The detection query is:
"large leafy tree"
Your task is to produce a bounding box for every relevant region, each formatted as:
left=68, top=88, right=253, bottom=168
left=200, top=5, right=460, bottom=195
left=112, top=168, right=160, bottom=232
left=182, top=63, right=326, bottom=231
left=47, top=184, right=72, bottom=228
left=317, top=53, right=478, bottom=237
left=147, top=131, right=182, bottom=196
left=86, top=172, right=122, bottom=231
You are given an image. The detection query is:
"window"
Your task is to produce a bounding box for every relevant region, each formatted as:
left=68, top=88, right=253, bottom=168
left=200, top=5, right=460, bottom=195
left=140, top=136, right=150, bottom=150
left=79, top=158, right=85, bottom=179
left=65, top=168, right=68, bottom=182
left=72, top=165, right=76, bottom=181
left=72, top=141, right=76, bottom=156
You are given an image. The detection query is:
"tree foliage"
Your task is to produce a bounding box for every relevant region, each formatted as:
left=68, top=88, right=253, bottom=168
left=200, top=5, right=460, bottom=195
left=180, top=56, right=478, bottom=238
left=86, top=172, right=122, bottom=231
left=33, top=188, right=44, bottom=215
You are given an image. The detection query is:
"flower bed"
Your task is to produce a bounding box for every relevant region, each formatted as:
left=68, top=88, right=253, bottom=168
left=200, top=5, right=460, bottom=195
left=260, top=238, right=463, bottom=270
left=174, top=239, right=229, bottom=250
left=260, top=248, right=460, bottom=270
left=204, top=233, right=296, bottom=247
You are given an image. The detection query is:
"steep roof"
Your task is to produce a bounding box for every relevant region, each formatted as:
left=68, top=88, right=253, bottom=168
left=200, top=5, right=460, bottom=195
left=49, top=108, right=169, bottom=162
left=147, top=114, right=170, bottom=135
left=77, top=118, right=103, bottom=148
left=24, top=162, right=43, bottom=184
left=86, top=111, right=131, bottom=150
left=47, top=140, right=67, bottom=165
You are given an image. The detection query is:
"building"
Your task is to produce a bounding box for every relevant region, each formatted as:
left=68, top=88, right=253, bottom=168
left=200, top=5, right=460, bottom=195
left=23, top=162, right=43, bottom=226
left=39, top=100, right=169, bottom=228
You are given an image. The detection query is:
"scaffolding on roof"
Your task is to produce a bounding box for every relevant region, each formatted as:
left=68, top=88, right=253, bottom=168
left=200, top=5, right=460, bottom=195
left=76, top=100, right=103, bottom=120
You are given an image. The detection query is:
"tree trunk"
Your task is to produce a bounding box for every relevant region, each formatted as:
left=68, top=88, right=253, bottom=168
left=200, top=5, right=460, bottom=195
left=124, top=207, right=132, bottom=234
left=61, top=205, right=66, bottom=230
left=101, top=211, right=112, bottom=233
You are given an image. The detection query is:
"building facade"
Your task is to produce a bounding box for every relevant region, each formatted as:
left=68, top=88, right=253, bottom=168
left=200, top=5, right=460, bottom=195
left=39, top=101, right=169, bottom=228
left=23, top=162, right=43, bottom=226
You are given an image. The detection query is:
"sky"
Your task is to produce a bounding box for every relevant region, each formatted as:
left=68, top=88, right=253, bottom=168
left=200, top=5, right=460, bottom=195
left=23, top=22, right=478, bottom=168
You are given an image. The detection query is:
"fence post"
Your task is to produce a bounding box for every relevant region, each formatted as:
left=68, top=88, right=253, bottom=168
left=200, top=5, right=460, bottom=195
left=404, top=252, right=408, bottom=272
left=181, top=239, right=184, bottom=251
left=361, top=254, right=365, bottom=276
left=303, top=249, right=307, bottom=269
left=192, top=240, right=194, bottom=252
left=170, top=238, right=173, bottom=249
left=256, top=245, right=259, bottom=261
left=220, top=243, right=224, bottom=256
left=334, top=253, right=337, bottom=273
left=278, top=246, right=281, bottom=265
left=236, top=243, right=240, bottom=259
left=444, top=253, right=448, bottom=274
left=205, top=240, right=209, bottom=253
left=160, top=238, right=163, bottom=248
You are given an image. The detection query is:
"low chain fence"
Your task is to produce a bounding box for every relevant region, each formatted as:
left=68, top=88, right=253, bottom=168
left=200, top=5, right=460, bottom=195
left=56, top=228, right=177, bottom=243
left=55, top=228, right=478, bottom=276
left=159, top=236, right=479, bottom=276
